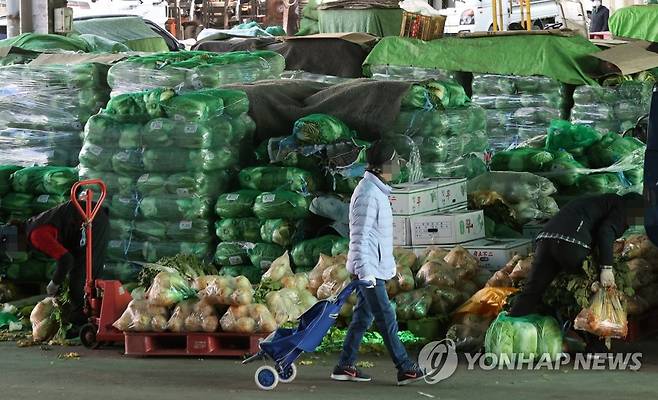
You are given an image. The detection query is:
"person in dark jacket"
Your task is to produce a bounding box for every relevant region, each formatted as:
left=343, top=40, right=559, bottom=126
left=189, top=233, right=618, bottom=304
left=589, top=0, right=610, bottom=32
left=27, top=200, right=109, bottom=325
left=509, top=192, right=644, bottom=317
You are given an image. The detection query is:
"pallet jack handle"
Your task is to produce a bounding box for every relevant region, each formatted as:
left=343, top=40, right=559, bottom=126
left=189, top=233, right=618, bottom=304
left=70, top=179, right=107, bottom=309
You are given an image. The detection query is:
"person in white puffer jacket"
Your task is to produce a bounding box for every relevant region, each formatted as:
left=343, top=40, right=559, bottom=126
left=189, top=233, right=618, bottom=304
left=331, top=140, right=425, bottom=386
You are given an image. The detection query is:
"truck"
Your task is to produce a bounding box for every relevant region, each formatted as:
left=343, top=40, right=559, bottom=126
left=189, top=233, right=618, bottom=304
left=440, top=0, right=562, bottom=34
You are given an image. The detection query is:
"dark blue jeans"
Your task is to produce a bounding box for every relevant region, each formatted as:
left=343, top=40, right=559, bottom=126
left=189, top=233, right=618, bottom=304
left=338, top=279, right=414, bottom=371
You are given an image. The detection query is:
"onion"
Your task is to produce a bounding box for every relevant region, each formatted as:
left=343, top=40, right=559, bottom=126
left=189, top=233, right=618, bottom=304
left=236, top=317, right=256, bottom=334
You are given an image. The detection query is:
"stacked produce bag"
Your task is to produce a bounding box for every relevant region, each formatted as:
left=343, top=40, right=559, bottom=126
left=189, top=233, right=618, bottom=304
left=387, top=80, right=488, bottom=179
left=107, top=51, right=285, bottom=95
left=571, top=73, right=655, bottom=133
left=490, top=120, right=644, bottom=200
left=79, top=87, right=254, bottom=281
left=472, top=74, right=567, bottom=151
left=0, top=166, right=78, bottom=283
left=0, top=63, right=111, bottom=166
left=616, top=234, right=658, bottom=316
left=468, top=171, right=559, bottom=235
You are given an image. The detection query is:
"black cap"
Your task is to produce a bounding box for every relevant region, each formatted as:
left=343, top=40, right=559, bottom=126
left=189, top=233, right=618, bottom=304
left=366, top=140, right=397, bottom=168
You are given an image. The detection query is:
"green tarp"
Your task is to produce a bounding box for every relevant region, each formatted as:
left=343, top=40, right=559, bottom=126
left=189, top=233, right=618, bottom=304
left=364, top=34, right=601, bottom=85
left=73, top=16, right=169, bottom=53
left=318, top=9, right=403, bottom=37
left=0, top=33, right=90, bottom=53
left=609, top=5, right=658, bottom=43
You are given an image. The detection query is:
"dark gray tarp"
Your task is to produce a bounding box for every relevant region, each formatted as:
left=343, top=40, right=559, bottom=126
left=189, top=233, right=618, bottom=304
left=195, top=38, right=371, bottom=78
left=226, top=79, right=412, bottom=144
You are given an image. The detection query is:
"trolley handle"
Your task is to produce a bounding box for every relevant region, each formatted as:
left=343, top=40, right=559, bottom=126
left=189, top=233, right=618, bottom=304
left=70, top=179, right=107, bottom=223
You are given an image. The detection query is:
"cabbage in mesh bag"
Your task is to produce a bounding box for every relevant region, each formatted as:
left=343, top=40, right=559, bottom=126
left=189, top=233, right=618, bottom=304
left=331, top=237, right=350, bottom=256
left=292, top=113, right=353, bottom=144
left=484, top=312, right=562, bottom=363
left=545, top=120, right=602, bottom=153
left=215, top=218, right=261, bottom=242
left=291, top=235, right=341, bottom=269
left=215, top=190, right=260, bottom=218
left=239, top=166, right=317, bottom=193
left=253, top=191, right=310, bottom=220
left=11, top=166, right=78, bottom=195
left=248, top=243, right=285, bottom=270
left=260, top=219, right=298, bottom=248
left=139, top=196, right=211, bottom=220
left=422, top=153, right=487, bottom=179
left=490, top=148, right=554, bottom=173
left=31, top=194, right=68, bottom=214
left=215, top=242, right=252, bottom=266
left=166, top=219, right=210, bottom=241
left=585, top=133, right=645, bottom=169
left=0, top=166, right=22, bottom=195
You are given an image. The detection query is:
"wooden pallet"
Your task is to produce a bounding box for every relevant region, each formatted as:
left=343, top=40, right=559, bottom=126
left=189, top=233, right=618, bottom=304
left=124, top=332, right=266, bottom=357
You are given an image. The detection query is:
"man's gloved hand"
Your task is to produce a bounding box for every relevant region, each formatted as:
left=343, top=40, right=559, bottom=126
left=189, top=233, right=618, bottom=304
left=361, top=275, right=376, bottom=288
left=46, top=280, right=59, bottom=296
left=600, top=266, right=616, bottom=288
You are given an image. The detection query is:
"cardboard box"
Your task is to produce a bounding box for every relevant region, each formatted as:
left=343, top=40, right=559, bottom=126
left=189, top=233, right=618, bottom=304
left=393, top=211, right=435, bottom=246
left=410, top=210, right=485, bottom=246
left=522, top=221, right=545, bottom=249
left=433, top=178, right=467, bottom=211
left=462, top=238, right=533, bottom=271
left=389, top=181, right=439, bottom=216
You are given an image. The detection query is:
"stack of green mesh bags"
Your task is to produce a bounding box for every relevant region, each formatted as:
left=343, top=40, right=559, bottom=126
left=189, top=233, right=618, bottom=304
left=0, top=165, right=78, bottom=282
left=214, top=166, right=315, bottom=281
left=472, top=74, right=567, bottom=151
left=387, top=80, right=488, bottom=179
left=107, top=50, right=285, bottom=96
left=369, top=65, right=459, bottom=82
left=571, top=73, right=655, bottom=133
left=490, top=120, right=645, bottom=198
left=0, top=63, right=111, bottom=166
left=78, top=87, right=254, bottom=282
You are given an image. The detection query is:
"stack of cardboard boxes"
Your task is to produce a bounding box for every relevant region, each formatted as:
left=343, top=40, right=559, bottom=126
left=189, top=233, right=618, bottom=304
left=390, top=179, right=533, bottom=272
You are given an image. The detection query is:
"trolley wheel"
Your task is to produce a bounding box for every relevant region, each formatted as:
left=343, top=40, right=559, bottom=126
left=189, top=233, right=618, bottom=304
left=278, top=363, right=297, bottom=383
left=255, top=365, right=279, bottom=390
left=80, top=323, right=100, bottom=349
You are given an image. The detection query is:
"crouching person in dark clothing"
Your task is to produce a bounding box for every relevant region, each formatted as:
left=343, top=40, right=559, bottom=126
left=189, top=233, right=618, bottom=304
left=27, top=200, right=110, bottom=327
left=509, top=193, right=644, bottom=320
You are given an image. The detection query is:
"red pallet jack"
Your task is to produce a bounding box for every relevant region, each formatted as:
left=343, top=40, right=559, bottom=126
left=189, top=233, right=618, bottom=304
left=71, top=179, right=133, bottom=349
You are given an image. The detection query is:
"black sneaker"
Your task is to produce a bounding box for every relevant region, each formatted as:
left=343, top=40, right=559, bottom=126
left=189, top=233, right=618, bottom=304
left=331, top=365, right=372, bottom=382
left=397, top=365, right=425, bottom=386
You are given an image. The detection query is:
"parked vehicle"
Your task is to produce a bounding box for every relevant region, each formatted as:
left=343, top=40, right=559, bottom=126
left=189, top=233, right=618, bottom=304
left=440, top=0, right=562, bottom=34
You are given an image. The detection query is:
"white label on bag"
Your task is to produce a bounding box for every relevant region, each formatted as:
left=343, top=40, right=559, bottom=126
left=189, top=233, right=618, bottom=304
left=176, top=188, right=189, bottom=196
left=226, top=194, right=239, bottom=201
left=185, top=123, right=198, bottom=134
left=229, top=256, right=243, bottom=265
left=179, top=221, right=192, bottom=230
left=88, top=144, right=102, bottom=156
left=174, top=114, right=186, bottom=122
left=150, top=120, right=163, bottom=130
left=109, top=240, right=121, bottom=248
left=36, top=195, right=50, bottom=203
left=262, top=194, right=276, bottom=203
left=119, top=197, right=131, bottom=204
left=115, top=152, right=129, bottom=161
left=138, top=174, right=149, bottom=183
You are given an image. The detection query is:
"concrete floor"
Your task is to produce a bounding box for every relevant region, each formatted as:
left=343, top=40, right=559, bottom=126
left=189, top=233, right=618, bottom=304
left=1, top=340, right=658, bottom=400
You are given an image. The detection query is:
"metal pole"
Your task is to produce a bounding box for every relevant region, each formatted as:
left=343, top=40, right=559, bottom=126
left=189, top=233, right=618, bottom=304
left=525, top=0, right=532, bottom=30
left=492, top=0, right=499, bottom=31
left=6, top=0, right=20, bottom=38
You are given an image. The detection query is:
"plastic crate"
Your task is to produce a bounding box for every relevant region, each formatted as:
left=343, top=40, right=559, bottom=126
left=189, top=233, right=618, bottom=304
left=124, top=331, right=266, bottom=357
left=400, top=11, right=446, bottom=41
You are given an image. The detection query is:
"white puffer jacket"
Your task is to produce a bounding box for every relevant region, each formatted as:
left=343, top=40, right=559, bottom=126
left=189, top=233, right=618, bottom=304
left=346, top=171, right=396, bottom=280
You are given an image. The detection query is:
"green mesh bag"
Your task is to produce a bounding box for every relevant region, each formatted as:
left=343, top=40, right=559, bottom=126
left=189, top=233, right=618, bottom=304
left=331, top=237, right=350, bottom=256
left=135, top=174, right=168, bottom=196
left=248, top=242, right=285, bottom=270
left=11, top=166, right=77, bottom=195
left=219, top=265, right=262, bottom=283
left=585, top=133, right=645, bottom=168
left=215, top=190, right=261, bottom=218
left=166, top=171, right=231, bottom=198
left=31, top=194, right=68, bottom=214
left=490, top=148, right=554, bottom=172
left=545, top=150, right=586, bottom=188
left=215, top=218, right=261, bottom=242
left=291, top=235, right=341, bottom=268
left=0, top=193, right=33, bottom=215
left=239, top=166, right=317, bottom=192
left=0, top=166, right=22, bottom=195
left=293, top=114, right=353, bottom=144
left=253, top=191, right=310, bottom=220
left=260, top=219, right=298, bottom=248
left=105, top=92, right=150, bottom=122
left=79, top=144, right=116, bottom=171
left=141, top=118, right=180, bottom=148
left=545, top=120, right=602, bottom=153
left=214, top=242, right=251, bottom=266
left=165, top=219, right=210, bottom=241
left=484, top=312, right=562, bottom=363
left=163, top=90, right=224, bottom=122
left=112, top=150, right=144, bottom=176
left=139, top=196, right=211, bottom=220
left=577, top=173, right=628, bottom=194
left=422, top=154, right=487, bottom=179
